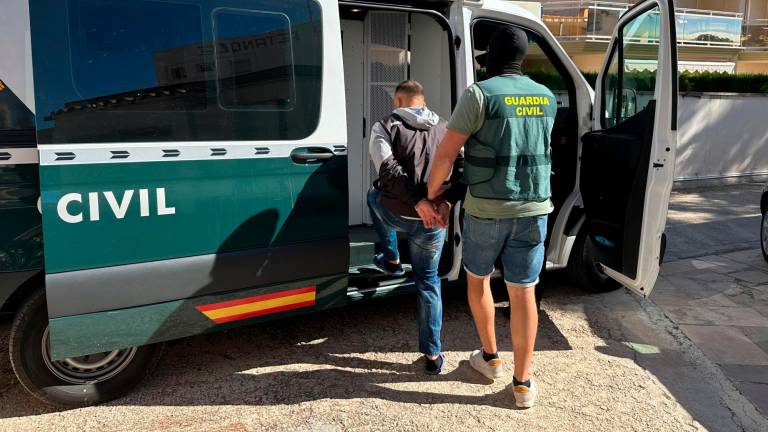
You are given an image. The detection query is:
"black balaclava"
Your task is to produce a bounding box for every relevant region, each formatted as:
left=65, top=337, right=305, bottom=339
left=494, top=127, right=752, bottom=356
left=486, top=26, right=529, bottom=78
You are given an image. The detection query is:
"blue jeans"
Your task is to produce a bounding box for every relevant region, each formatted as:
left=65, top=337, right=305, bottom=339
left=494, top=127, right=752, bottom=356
left=367, top=187, right=446, bottom=356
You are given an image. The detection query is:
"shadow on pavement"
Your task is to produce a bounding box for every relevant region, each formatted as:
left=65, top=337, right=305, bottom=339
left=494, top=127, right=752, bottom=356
left=0, top=276, right=572, bottom=417
left=0, top=270, right=743, bottom=431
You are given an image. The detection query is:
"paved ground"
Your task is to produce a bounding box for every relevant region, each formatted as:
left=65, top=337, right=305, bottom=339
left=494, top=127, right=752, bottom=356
left=0, top=278, right=752, bottom=432
left=655, top=182, right=768, bottom=420
left=1, top=183, right=767, bottom=432
left=664, top=182, right=763, bottom=260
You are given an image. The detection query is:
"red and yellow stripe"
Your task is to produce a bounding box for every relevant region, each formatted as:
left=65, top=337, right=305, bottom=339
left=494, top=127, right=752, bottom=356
left=196, top=286, right=316, bottom=324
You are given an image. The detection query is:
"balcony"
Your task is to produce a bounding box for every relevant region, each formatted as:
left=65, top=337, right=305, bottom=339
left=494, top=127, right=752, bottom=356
left=743, top=19, right=768, bottom=50
left=542, top=1, right=743, bottom=48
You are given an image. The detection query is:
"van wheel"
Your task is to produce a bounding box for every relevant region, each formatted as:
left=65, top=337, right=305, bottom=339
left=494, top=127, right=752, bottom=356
left=567, top=230, right=621, bottom=294
left=9, top=290, right=163, bottom=407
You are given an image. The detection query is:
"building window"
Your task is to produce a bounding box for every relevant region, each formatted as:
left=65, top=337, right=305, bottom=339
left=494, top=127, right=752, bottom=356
left=30, top=0, right=323, bottom=144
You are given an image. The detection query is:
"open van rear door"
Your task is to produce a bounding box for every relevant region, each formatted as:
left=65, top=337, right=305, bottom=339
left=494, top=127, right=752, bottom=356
left=580, top=0, right=677, bottom=296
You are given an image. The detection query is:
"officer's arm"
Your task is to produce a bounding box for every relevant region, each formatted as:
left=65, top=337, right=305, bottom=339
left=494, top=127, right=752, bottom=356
left=428, top=129, right=468, bottom=201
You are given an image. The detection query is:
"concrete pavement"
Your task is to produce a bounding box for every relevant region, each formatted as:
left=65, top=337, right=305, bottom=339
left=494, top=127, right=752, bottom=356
left=664, top=182, right=763, bottom=261
left=654, top=182, right=768, bottom=422
left=0, top=274, right=754, bottom=432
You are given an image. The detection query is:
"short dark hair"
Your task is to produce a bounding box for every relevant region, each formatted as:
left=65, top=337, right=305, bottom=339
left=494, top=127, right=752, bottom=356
left=395, top=80, right=424, bottom=98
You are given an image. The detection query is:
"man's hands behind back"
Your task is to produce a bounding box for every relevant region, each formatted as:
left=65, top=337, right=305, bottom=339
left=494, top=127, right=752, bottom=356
left=436, top=200, right=451, bottom=227
left=415, top=199, right=451, bottom=229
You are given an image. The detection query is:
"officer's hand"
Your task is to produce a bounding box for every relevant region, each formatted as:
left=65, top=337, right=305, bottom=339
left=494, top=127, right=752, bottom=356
left=415, top=200, right=440, bottom=229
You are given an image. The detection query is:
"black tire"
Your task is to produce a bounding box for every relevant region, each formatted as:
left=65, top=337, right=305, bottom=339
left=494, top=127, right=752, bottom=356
left=761, top=210, right=768, bottom=264
left=567, top=229, right=622, bottom=294
left=9, top=289, right=163, bottom=407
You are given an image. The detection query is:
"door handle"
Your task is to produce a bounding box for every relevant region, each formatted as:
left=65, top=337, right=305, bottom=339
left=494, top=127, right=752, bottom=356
left=290, top=147, right=334, bottom=164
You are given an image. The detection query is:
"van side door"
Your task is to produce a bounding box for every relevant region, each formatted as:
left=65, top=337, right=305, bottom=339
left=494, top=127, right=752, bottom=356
left=29, top=0, right=348, bottom=359
left=580, top=0, right=678, bottom=296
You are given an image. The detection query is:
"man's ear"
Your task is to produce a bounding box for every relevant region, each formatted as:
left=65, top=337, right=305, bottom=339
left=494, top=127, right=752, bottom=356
left=393, top=94, right=402, bottom=108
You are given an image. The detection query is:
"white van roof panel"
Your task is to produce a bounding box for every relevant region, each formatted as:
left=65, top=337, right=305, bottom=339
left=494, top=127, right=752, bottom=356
left=475, top=0, right=543, bottom=23
left=506, top=1, right=542, bottom=20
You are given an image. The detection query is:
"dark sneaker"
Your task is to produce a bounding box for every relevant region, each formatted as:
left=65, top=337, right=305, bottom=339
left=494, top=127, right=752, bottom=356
left=425, top=353, right=446, bottom=375
left=373, top=253, right=405, bottom=276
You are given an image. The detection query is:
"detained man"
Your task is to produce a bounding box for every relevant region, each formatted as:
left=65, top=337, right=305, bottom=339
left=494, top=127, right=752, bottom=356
left=367, top=80, right=453, bottom=374
left=427, top=27, right=556, bottom=408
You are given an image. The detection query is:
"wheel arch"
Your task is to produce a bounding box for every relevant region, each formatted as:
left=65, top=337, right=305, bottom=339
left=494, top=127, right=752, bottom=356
left=1, top=270, right=44, bottom=314
left=761, top=191, right=768, bottom=215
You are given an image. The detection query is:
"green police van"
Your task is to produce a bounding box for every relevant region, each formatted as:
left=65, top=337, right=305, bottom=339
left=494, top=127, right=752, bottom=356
left=0, top=0, right=678, bottom=406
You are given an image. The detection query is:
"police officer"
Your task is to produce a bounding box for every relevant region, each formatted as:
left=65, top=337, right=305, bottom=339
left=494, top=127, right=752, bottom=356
left=427, top=26, right=556, bottom=408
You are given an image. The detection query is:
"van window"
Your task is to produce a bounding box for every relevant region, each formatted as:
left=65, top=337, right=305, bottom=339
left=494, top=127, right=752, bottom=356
left=213, top=9, right=296, bottom=110
left=602, top=6, right=661, bottom=128
left=30, top=0, right=322, bottom=144
left=472, top=21, right=569, bottom=109
left=68, top=0, right=206, bottom=111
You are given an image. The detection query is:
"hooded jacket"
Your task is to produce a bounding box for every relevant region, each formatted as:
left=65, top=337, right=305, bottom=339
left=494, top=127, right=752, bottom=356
left=369, top=107, right=448, bottom=218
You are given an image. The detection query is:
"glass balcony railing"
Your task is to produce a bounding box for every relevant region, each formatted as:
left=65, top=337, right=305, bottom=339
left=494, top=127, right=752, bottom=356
left=542, top=1, right=743, bottom=48
left=677, top=9, right=742, bottom=47
left=743, top=19, right=768, bottom=50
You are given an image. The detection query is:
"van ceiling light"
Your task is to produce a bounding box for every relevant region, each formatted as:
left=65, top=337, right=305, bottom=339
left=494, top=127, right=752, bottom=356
left=350, top=8, right=362, bottom=12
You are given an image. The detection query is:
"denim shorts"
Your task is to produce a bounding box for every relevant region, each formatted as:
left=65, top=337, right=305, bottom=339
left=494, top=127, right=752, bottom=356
left=462, top=213, right=548, bottom=287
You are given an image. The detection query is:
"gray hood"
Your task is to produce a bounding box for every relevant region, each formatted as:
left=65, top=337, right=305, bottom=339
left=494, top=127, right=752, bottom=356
left=393, top=107, right=440, bottom=130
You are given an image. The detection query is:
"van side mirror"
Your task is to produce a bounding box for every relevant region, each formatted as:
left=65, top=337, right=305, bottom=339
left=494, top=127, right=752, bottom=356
left=621, top=88, right=637, bottom=119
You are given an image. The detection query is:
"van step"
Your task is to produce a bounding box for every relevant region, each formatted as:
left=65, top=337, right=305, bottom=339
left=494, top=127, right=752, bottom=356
left=347, top=281, right=416, bottom=302
left=349, top=241, right=376, bottom=268
left=348, top=263, right=414, bottom=294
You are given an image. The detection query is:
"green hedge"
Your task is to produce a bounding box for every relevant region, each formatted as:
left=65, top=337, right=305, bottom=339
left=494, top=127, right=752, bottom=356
left=529, top=69, right=768, bottom=93
left=584, top=71, right=768, bottom=93
left=481, top=68, right=768, bottom=93
left=677, top=71, right=768, bottom=93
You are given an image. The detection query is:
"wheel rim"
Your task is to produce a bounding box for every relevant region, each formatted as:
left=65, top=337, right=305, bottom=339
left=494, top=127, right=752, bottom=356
left=762, top=212, right=768, bottom=255
left=584, top=236, right=609, bottom=281
left=41, top=327, right=137, bottom=384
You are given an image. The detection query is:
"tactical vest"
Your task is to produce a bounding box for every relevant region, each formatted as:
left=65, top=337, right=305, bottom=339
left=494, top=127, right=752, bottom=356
left=462, top=75, right=556, bottom=201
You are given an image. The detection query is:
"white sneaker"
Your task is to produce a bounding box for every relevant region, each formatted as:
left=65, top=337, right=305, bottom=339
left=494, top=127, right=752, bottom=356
left=513, top=379, right=538, bottom=409
left=469, top=349, right=504, bottom=380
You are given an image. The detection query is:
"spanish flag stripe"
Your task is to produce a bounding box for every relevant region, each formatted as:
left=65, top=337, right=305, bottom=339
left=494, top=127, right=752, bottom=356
left=202, top=291, right=316, bottom=320
left=208, top=300, right=317, bottom=324
left=196, top=286, right=316, bottom=312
